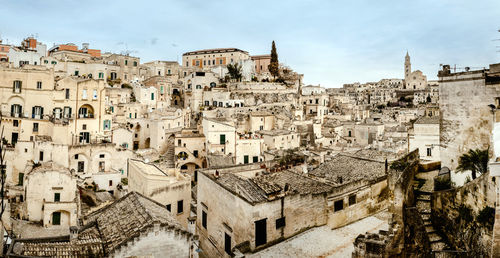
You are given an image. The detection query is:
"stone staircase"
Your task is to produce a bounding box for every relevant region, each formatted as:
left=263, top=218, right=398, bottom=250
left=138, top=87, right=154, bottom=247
left=413, top=172, right=450, bottom=255
left=163, top=139, right=175, bottom=168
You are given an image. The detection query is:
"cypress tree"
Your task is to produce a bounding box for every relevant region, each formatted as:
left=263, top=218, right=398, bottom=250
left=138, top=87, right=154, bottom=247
left=268, top=41, right=279, bottom=79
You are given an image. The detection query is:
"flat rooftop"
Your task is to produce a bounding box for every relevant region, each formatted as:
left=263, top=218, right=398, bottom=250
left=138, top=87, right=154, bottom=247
left=183, top=48, right=248, bottom=56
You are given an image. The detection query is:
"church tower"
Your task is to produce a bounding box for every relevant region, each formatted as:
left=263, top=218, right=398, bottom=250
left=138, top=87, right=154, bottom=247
left=404, top=51, right=411, bottom=81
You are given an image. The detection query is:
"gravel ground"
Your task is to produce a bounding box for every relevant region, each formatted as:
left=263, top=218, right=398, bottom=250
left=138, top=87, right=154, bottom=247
left=248, top=210, right=390, bottom=258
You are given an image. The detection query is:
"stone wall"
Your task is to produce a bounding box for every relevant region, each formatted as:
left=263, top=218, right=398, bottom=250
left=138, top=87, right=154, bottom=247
left=439, top=70, right=500, bottom=171
left=431, top=172, right=496, bottom=256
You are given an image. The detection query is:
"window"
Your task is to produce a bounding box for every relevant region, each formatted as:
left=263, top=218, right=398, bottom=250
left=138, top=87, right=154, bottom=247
left=103, top=120, right=111, bottom=130
left=349, top=194, right=356, bottom=206
left=151, top=93, right=154, bottom=100
left=125, top=60, right=128, bottom=65
left=220, top=134, right=226, bottom=145
left=93, top=89, right=97, bottom=100
left=78, top=161, right=84, bottom=172
left=13, top=120, right=19, bottom=127
left=63, top=106, right=72, bottom=118
left=32, top=106, right=44, bottom=120
left=276, top=217, right=286, bottom=229
left=18, top=173, right=24, bottom=186
left=167, top=69, right=171, bottom=74
left=44, top=60, right=48, bottom=64
left=13, top=80, right=22, bottom=93
left=82, top=124, right=87, bottom=130
left=253, top=156, right=258, bottom=163
left=219, top=59, right=223, bottom=65
left=166, top=204, right=171, bottom=212
left=75, top=154, right=79, bottom=160
left=99, top=161, right=105, bottom=172
left=65, top=89, right=70, bottom=99
left=74, top=70, right=79, bottom=76
left=33, top=123, right=39, bottom=132
left=39, top=151, right=44, bottom=161
left=51, top=61, right=57, bottom=65
left=177, top=200, right=183, bottom=214
left=54, top=193, right=60, bottom=202
left=133, top=61, right=137, bottom=66
left=53, top=108, right=62, bottom=119
left=427, top=147, right=432, bottom=157
left=259, top=125, right=264, bottom=130
left=193, top=150, right=199, bottom=158
left=79, top=132, right=90, bottom=144
left=202, top=210, right=207, bottom=229
left=225, top=233, right=232, bottom=255
left=334, top=199, right=344, bottom=212
left=98, top=72, right=104, bottom=79
left=52, top=212, right=61, bottom=225
left=244, top=155, right=249, bottom=164
left=36, top=81, right=42, bottom=89
left=82, top=89, right=87, bottom=99
left=108, top=180, right=112, bottom=186
left=11, top=104, right=22, bottom=117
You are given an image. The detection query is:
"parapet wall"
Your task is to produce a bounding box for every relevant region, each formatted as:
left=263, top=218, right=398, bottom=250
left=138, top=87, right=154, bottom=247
left=431, top=172, right=496, bottom=256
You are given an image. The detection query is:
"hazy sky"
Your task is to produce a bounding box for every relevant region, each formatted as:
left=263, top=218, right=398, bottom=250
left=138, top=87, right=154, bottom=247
left=1, top=0, right=500, bottom=87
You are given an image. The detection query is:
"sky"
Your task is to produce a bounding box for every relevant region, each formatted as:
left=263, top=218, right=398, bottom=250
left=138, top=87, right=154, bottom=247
left=1, top=0, right=500, bottom=87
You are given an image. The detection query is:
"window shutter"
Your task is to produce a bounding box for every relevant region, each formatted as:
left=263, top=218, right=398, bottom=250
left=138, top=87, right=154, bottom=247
left=19, top=81, right=22, bottom=92
left=40, top=107, right=44, bottom=117
left=32, top=107, right=35, bottom=118
left=11, top=105, right=14, bottom=115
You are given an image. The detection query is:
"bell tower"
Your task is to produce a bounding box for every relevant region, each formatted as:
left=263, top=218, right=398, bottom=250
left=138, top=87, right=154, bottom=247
left=404, top=51, right=411, bottom=81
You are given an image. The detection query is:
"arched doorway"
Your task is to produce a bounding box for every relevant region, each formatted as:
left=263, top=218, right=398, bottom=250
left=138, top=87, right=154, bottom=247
left=145, top=138, right=151, bottom=149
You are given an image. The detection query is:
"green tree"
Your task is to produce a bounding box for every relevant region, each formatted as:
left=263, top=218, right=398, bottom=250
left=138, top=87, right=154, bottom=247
left=268, top=41, right=279, bottom=79
left=457, top=148, right=489, bottom=180
left=227, top=63, right=242, bottom=81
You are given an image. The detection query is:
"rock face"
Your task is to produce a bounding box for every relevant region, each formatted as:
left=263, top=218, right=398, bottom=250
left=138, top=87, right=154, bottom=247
left=431, top=173, right=496, bottom=257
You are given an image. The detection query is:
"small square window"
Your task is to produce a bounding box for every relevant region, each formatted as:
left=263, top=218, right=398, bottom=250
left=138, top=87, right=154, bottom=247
left=349, top=194, right=356, bottom=206
left=99, top=154, right=105, bottom=158
left=276, top=217, right=285, bottom=229
left=13, top=120, right=19, bottom=127
left=334, top=199, right=344, bottom=212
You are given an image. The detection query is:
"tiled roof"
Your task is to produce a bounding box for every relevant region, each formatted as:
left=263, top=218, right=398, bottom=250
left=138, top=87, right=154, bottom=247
left=414, top=116, right=440, bottom=124
left=83, top=192, right=184, bottom=252
left=214, top=169, right=332, bottom=204
left=9, top=192, right=188, bottom=257
left=309, top=154, right=386, bottom=186
left=10, top=225, right=104, bottom=257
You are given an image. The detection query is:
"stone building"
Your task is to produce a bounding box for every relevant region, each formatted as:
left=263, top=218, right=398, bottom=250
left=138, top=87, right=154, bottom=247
left=7, top=192, right=198, bottom=258
left=183, top=48, right=250, bottom=69
left=23, top=163, right=78, bottom=228
left=251, top=54, right=270, bottom=74
left=175, top=128, right=206, bottom=176
left=196, top=150, right=391, bottom=256
left=408, top=116, right=440, bottom=162
left=403, top=52, right=427, bottom=90
left=438, top=63, right=500, bottom=171
left=128, top=159, right=192, bottom=228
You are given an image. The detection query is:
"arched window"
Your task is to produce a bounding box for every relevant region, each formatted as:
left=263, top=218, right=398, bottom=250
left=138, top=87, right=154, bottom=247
left=78, top=104, right=94, bottom=118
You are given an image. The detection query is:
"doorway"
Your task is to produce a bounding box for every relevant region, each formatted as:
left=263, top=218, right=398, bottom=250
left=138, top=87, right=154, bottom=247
left=255, top=218, right=267, bottom=247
